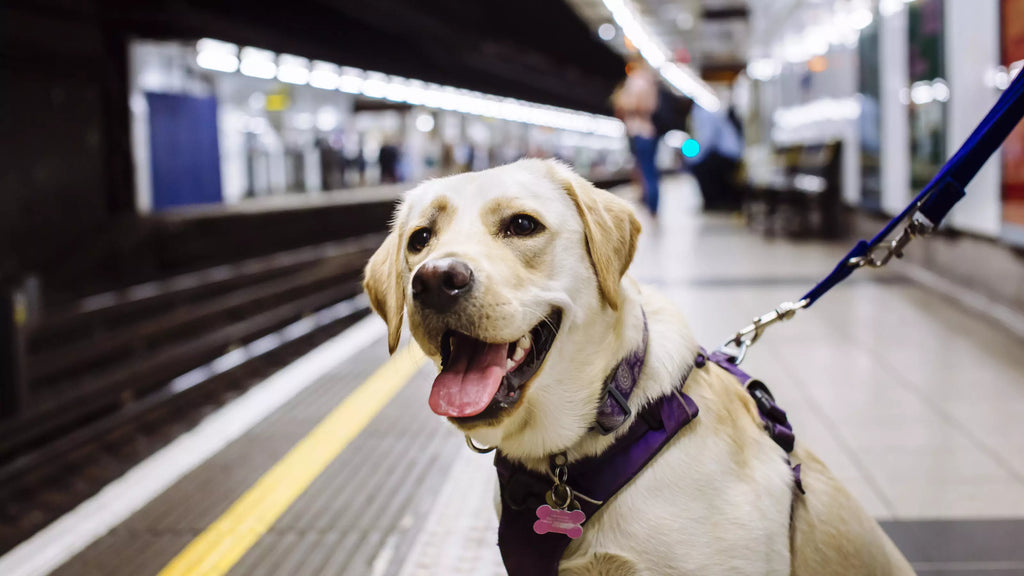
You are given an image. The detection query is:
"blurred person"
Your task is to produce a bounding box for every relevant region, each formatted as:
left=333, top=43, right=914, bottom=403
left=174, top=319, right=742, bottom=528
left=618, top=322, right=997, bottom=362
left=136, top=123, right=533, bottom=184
left=441, top=143, right=455, bottom=175
left=378, top=138, right=401, bottom=183
left=316, top=137, right=345, bottom=190
left=342, top=131, right=365, bottom=187
left=687, top=103, right=744, bottom=212
left=612, top=62, right=662, bottom=215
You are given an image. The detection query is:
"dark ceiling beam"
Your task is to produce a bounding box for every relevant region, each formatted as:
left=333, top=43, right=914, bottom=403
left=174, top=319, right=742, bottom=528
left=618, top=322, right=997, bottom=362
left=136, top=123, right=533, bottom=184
left=701, top=6, right=749, bottom=20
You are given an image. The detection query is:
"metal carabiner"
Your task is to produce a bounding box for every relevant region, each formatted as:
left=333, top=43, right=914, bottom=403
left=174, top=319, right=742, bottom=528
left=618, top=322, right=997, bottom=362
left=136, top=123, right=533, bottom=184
left=848, top=217, right=932, bottom=269
left=718, top=299, right=808, bottom=365
left=718, top=338, right=750, bottom=365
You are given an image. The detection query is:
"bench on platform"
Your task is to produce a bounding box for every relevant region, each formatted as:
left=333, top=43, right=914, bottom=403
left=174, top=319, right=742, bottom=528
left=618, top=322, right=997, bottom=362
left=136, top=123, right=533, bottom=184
left=745, top=141, right=845, bottom=239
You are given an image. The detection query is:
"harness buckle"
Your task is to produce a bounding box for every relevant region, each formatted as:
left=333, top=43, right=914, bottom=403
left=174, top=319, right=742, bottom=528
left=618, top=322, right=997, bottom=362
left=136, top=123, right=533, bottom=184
left=596, top=386, right=633, bottom=435
left=746, top=380, right=778, bottom=417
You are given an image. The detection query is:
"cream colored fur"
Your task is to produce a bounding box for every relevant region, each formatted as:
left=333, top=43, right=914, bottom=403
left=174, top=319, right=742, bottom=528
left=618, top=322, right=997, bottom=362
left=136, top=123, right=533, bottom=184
left=364, top=159, right=915, bottom=575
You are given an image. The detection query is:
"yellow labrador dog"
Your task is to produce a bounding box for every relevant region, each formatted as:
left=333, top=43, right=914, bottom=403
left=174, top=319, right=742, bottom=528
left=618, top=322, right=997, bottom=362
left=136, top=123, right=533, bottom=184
left=364, top=159, right=913, bottom=576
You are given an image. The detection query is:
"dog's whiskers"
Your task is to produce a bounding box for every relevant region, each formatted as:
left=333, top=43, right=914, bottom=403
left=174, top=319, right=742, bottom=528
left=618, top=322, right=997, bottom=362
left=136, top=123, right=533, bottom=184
left=521, top=305, right=559, bottom=334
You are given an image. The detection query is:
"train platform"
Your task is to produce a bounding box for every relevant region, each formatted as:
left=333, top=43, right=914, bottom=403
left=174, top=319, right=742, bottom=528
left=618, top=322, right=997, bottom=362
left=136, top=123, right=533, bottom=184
left=3, top=176, right=1024, bottom=576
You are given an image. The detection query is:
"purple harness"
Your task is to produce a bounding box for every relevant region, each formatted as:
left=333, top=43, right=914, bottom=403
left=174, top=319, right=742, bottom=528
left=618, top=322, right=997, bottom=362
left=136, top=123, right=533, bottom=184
left=494, top=324, right=800, bottom=576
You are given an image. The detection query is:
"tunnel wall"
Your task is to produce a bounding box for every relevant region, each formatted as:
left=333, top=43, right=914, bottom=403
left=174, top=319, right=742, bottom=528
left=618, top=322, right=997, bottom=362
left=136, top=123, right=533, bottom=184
left=1, top=1, right=133, bottom=282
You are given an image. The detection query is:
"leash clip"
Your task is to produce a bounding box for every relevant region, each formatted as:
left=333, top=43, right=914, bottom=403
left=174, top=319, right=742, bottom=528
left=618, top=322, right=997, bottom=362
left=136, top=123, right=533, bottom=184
left=718, top=299, right=808, bottom=365
left=847, top=215, right=933, bottom=270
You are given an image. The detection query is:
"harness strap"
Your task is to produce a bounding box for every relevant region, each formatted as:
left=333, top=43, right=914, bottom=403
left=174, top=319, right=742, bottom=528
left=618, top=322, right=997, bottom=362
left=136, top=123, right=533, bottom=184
left=704, top=350, right=803, bottom=493
left=495, top=349, right=804, bottom=575
left=496, top=366, right=699, bottom=576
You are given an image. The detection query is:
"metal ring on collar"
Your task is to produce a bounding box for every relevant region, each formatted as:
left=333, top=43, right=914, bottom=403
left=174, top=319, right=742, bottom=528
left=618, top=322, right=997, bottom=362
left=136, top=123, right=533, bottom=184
left=465, top=434, right=496, bottom=454
left=548, top=483, right=574, bottom=509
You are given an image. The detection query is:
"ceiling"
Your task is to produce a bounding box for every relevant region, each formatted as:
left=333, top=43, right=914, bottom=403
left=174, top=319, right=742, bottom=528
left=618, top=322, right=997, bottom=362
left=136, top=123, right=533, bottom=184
left=565, top=0, right=751, bottom=83
left=33, top=0, right=762, bottom=114
left=94, top=0, right=629, bottom=115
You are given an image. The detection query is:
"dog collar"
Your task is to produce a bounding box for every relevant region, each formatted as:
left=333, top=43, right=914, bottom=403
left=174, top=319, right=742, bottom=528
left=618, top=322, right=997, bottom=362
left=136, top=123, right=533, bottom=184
left=593, top=311, right=649, bottom=434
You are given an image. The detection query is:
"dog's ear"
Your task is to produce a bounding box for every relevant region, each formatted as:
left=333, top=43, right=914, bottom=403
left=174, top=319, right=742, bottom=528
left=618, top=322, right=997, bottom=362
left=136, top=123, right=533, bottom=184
left=363, top=211, right=407, bottom=354
left=549, top=161, right=641, bottom=310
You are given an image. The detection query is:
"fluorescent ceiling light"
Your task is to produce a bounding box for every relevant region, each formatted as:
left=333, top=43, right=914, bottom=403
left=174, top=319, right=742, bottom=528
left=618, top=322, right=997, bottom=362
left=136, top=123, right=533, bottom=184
left=309, top=61, right=340, bottom=90
left=659, top=63, right=720, bottom=112
left=197, top=51, right=239, bottom=73
left=600, top=0, right=720, bottom=111
left=338, top=67, right=365, bottom=94
left=239, top=47, right=277, bottom=79
left=195, top=38, right=239, bottom=73
left=196, top=40, right=624, bottom=137
left=197, top=38, right=237, bottom=55
left=277, top=54, right=310, bottom=85
left=383, top=76, right=411, bottom=103
left=602, top=0, right=665, bottom=66
left=361, top=72, right=389, bottom=98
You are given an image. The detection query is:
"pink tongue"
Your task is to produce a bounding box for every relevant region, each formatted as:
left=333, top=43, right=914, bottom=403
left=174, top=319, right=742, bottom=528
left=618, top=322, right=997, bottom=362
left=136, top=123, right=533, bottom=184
left=429, top=334, right=509, bottom=418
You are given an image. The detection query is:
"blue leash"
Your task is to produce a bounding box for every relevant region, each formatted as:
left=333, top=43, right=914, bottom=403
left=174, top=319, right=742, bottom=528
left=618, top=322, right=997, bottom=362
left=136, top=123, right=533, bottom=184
left=721, top=72, right=1024, bottom=364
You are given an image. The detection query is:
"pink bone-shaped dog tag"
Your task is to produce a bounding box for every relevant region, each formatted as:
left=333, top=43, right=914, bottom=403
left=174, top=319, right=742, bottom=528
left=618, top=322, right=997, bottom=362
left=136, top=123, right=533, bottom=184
left=533, top=505, right=586, bottom=539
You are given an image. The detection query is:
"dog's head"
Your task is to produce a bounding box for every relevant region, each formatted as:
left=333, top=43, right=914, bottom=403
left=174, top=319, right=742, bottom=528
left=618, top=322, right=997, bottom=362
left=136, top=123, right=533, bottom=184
left=364, top=159, right=640, bottom=451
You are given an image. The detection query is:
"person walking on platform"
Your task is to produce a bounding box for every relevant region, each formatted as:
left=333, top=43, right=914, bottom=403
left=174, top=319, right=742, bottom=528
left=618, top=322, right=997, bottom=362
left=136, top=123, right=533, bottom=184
left=688, top=103, right=744, bottom=212
left=613, top=62, right=661, bottom=215
left=378, top=138, right=401, bottom=183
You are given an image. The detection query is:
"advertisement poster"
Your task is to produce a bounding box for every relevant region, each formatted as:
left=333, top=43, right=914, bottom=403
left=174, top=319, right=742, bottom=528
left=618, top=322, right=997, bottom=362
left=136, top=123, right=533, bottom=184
left=1003, top=0, right=1024, bottom=244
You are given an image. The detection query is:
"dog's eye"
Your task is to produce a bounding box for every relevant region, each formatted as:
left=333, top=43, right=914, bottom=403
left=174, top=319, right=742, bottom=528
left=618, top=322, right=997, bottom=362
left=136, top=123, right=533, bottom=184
left=506, top=214, right=541, bottom=237
left=407, top=228, right=432, bottom=253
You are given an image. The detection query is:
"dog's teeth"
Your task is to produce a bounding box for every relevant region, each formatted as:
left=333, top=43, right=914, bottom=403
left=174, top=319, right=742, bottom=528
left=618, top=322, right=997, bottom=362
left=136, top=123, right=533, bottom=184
left=506, top=358, right=515, bottom=370
left=512, top=345, right=526, bottom=363
left=518, top=334, right=531, bottom=349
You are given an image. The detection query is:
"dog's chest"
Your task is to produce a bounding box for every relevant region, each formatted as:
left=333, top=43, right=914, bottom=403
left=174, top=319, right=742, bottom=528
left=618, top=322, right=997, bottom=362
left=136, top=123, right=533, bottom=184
left=561, top=428, right=795, bottom=576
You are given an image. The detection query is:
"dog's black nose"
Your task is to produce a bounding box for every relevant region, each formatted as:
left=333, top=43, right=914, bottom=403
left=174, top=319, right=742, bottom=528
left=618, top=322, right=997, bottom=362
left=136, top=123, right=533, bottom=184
left=411, top=258, right=474, bottom=312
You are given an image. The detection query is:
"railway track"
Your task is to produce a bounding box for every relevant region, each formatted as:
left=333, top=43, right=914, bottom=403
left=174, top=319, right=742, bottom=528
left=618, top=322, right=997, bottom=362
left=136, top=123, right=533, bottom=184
left=0, top=234, right=382, bottom=554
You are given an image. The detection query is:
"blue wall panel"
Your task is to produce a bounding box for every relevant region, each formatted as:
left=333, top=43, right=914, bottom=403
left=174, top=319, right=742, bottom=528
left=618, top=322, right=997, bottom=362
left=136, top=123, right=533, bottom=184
left=147, top=92, right=222, bottom=211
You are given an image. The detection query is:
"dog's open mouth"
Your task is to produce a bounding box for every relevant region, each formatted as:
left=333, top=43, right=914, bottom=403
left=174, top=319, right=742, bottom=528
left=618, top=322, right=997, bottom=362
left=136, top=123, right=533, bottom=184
left=428, top=309, right=562, bottom=421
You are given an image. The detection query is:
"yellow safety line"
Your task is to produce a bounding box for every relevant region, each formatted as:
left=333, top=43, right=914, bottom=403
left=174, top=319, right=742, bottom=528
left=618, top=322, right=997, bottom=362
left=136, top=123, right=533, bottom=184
left=157, top=344, right=427, bottom=576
